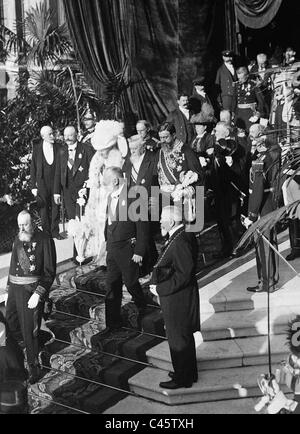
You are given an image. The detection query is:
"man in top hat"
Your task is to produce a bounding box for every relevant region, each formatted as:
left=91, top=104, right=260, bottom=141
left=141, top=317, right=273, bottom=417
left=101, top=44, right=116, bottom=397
left=189, top=76, right=214, bottom=115
left=81, top=104, right=97, bottom=149
left=190, top=105, right=215, bottom=166
left=215, top=50, right=237, bottom=112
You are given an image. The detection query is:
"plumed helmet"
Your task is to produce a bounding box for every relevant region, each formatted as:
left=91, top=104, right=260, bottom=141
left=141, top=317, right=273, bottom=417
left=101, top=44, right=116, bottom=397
left=91, top=120, right=124, bottom=151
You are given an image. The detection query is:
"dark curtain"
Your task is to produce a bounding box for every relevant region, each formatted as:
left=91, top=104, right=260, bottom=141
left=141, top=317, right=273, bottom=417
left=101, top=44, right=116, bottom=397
left=235, top=0, right=283, bottom=29
left=63, top=0, right=223, bottom=126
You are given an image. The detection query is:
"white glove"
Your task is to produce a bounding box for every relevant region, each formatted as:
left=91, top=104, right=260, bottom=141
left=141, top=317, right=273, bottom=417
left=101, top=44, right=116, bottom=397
left=78, top=188, right=87, bottom=198
left=54, top=194, right=61, bottom=205
left=149, top=285, right=158, bottom=297
left=249, top=115, right=259, bottom=123
left=199, top=157, right=208, bottom=167
left=31, top=189, right=38, bottom=198
left=243, top=217, right=253, bottom=229
left=4, top=292, right=8, bottom=307
left=28, top=293, right=40, bottom=310
left=226, top=156, right=233, bottom=167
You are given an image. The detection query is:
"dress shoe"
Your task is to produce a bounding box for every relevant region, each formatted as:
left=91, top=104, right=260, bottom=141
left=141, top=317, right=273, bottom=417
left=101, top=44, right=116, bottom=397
left=247, top=284, right=265, bottom=293
left=28, top=365, right=42, bottom=385
left=168, top=371, right=198, bottom=382
left=286, top=251, right=300, bottom=261
left=159, top=380, right=193, bottom=390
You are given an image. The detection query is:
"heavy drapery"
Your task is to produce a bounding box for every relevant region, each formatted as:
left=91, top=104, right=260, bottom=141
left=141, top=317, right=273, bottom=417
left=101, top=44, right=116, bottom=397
left=63, top=0, right=223, bottom=126
left=235, top=0, right=283, bottom=29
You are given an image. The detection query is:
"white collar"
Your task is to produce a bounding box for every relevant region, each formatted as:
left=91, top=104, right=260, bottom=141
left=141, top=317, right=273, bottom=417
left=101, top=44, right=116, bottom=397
left=111, top=184, right=124, bottom=199
left=169, top=224, right=184, bottom=238
left=179, top=106, right=190, bottom=117
left=43, top=140, right=53, bottom=148
left=68, top=142, right=78, bottom=151
left=197, top=132, right=207, bottom=139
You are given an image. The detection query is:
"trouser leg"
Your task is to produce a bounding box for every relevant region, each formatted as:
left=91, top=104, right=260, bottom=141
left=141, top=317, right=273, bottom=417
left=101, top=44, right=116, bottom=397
left=168, top=330, right=198, bottom=385
left=105, top=251, right=123, bottom=328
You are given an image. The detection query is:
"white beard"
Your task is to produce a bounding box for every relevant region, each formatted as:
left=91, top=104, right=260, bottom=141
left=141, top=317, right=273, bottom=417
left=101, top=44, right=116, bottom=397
left=161, top=228, right=168, bottom=237
left=19, top=232, right=33, bottom=243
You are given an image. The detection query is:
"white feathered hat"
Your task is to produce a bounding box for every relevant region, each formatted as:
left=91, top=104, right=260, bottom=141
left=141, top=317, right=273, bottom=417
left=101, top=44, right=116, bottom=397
left=91, top=120, right=124, bottom=152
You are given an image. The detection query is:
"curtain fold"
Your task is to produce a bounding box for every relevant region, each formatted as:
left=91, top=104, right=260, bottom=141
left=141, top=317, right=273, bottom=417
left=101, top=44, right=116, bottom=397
left=235, top=0, right=283, bottom=29
left=63, top=0, right=222, bottom=126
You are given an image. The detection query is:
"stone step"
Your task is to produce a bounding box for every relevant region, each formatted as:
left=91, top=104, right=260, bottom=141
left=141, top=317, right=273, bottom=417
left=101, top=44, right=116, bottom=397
left=200, top=306, right=299, bottom=341
left=28, top=370, right=125, bottom=414
left=104, top=395, right=260, bottom=415
left=146, top=334, right=288, bottom=372
left=129, top=365, right=288, bottom=406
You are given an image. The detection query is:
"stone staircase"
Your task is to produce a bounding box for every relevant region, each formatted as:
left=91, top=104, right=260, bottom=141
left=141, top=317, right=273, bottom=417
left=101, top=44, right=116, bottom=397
left=28, top=264, right=166, bottom=414
left=27, top=232, right=300, bottom=414
left=128, top=238, right=300, bottom=408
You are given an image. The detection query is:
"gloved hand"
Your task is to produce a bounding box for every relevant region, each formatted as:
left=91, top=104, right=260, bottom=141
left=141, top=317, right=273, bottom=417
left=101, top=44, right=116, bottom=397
left=243, top=217, right=253, bottom=229
left=28, top=293, right=40, bottom=310
left=32, top=189, right=38, bottom=198
left=267, top=391, right=298, bottom=414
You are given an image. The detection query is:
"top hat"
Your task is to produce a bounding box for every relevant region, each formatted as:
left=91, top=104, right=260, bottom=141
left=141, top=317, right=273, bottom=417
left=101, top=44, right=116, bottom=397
left=222, top=50, right=234, bottom=57
left=193, top=76, right=205, bottom=86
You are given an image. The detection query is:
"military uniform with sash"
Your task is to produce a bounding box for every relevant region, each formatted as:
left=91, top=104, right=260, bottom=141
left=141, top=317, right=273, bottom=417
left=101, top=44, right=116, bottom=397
left=6, top=230, right=56, bottom=370
left=247, top=144, right=281, bottom=291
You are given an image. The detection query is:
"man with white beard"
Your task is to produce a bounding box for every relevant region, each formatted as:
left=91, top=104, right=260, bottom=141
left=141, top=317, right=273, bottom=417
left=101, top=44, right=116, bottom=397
left=5, top=211, right=56, bottom=384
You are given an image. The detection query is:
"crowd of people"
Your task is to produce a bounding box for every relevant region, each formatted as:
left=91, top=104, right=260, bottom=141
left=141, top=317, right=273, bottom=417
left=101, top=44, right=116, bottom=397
left=2, top=45, right=300, bottom=400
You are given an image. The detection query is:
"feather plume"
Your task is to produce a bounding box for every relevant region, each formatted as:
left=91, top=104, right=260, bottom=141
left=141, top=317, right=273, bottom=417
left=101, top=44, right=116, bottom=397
left=91, top=120, right=123, bottom=151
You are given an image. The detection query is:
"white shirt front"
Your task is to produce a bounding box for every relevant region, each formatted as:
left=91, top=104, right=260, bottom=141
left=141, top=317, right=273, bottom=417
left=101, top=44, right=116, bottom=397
left=179, top=106, right=190, bottom=120
left=109, top=184, right=124, bottom=224
left=68, top=142, right=78, bottom=170
left=224, top=62, right=235, bottom=77
left=43, top=141, right=54, bottom=165
left=131, top=153, right=146, bottom=174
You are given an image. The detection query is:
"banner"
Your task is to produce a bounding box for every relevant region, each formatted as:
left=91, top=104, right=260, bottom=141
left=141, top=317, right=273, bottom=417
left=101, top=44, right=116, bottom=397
left=235, top=0, right=283, bottom=29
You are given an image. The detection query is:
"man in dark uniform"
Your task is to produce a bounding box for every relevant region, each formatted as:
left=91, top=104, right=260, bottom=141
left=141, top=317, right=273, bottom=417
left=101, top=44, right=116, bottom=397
left=30, top=126, right=62, bottom=240
left=233, top=66, right=267, bottom=133
left=166, top=93, right=194, bottom=146
left=150, top=206, right=200, bottom=390
left=215, top=50, right=237, bottom=112
left=80, top=105, right=96, bottom=149
left=54, top=126, right=95, bottom=220
left=244, top=134, right=281, bottom=293
left=5, top=211, right=57, bottom=383
left=99, top=167, right=149, bottom=336
left=189, top=76, right=214, bottom=115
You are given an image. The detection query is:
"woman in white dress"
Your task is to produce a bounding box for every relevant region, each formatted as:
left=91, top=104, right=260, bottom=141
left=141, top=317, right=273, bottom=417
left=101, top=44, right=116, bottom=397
left=84, top=120, right=128, bottom=268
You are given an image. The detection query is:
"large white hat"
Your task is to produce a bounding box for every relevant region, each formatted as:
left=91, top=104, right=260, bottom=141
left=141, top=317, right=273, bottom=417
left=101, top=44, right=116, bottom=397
left=91, top=120, right=123, bottom=151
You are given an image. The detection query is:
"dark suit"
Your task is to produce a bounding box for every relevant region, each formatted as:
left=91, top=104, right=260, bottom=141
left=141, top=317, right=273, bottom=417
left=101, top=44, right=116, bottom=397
left=151, top=226, right=200, bottom=386
left=166, top=108, right=194, bottom=146
left=215, top=64, right=237, bottom=111
left=54, top=142, right=94, bottom=220
left=30, top=142, right=60, bottom=237
left=104, top=186, right=149, bottom=328
left=123, top=151, right=159, bottom=275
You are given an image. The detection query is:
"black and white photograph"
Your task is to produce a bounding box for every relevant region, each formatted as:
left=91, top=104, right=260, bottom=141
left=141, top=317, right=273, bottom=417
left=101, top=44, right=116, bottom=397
left=1, top=0, right=300, bottom=418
